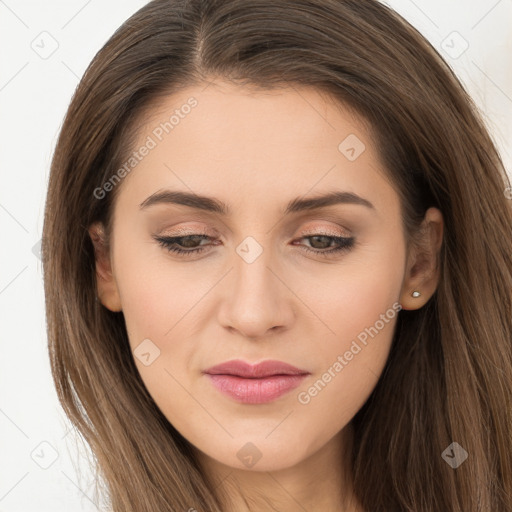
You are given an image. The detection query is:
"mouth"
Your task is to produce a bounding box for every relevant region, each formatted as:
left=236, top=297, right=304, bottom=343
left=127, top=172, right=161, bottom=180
left=204, top=359, right=310, bottom=404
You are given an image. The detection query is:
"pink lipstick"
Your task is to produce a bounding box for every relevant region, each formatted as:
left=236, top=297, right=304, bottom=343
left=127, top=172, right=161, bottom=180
left=204, top=359, right=310, bottom=404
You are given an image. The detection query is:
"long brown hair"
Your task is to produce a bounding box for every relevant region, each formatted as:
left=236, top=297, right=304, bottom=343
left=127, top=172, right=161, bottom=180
left=42, top=0, right=512, bottom=510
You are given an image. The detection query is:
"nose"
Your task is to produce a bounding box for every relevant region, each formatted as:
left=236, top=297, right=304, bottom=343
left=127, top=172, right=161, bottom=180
left=217, top=244, right=295, bottom=340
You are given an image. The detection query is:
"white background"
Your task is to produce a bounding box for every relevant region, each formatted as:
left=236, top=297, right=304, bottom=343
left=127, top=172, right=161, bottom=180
left=1, top=1, right=511, bottom=510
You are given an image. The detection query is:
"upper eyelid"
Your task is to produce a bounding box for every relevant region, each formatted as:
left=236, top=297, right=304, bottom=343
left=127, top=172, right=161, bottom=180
left=156, top=221, right=352, bottom=238
left=157, top=230, right=350, bottom=241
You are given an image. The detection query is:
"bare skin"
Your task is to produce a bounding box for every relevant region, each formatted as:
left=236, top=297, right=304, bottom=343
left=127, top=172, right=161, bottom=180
left=89, top=79, right=443, bottom=512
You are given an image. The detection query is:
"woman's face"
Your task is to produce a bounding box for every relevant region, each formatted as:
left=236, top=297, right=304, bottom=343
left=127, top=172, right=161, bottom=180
left=92, top=80, right=427, bottom=473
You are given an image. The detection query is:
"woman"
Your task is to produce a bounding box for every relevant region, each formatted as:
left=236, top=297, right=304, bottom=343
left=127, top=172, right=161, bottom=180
left=42, top=0, right=512, bottom=510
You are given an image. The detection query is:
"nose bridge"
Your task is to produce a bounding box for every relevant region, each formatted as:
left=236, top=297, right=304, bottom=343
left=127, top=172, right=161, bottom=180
left=218, top=234, right=293, bottom=338
left=232, top=234, right=279, bottom=307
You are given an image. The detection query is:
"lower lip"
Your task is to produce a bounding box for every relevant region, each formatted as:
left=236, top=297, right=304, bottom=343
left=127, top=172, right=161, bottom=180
left=206, top=374, right=308, bottom=404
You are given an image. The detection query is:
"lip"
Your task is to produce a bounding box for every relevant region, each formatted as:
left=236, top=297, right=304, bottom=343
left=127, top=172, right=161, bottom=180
left=204, top=359, right=310, bottom=404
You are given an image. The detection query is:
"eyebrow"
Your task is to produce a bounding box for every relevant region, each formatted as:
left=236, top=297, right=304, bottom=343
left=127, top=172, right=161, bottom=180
left=139, top=189, right=375, bottom=215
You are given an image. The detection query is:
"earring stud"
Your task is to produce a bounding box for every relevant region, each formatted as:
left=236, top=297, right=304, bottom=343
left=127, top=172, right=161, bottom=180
left=412, top=291, right=421, bottom=298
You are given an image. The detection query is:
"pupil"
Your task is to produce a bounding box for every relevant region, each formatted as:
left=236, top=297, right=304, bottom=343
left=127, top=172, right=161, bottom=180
left=311, top=235, right=330, bottom=249
left=181, top=235, right=202, bottom=248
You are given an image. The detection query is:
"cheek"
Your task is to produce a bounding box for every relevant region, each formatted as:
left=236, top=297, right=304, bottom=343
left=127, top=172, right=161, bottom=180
left=113, top=253, right=203, bottom=420
left=290, top=289, right=401, bottom=455
left=288, top=237, right=404, bottom=427
left=111, top=239, right=220, bottom=403
left=293, top=232, right=405, bottom=347
left=112, top=235, right=203, bottom=341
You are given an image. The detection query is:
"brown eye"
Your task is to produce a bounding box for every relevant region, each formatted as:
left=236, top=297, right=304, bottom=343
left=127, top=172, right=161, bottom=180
left=294, top=234, right=355, bottom=257
left=154, top=232, right=355, bottom=258
left=154, top=234, right=213, bottom=255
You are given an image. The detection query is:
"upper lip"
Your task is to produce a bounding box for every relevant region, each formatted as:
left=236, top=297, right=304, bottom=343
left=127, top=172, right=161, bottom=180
left=204, top=359, right=310, bottom=378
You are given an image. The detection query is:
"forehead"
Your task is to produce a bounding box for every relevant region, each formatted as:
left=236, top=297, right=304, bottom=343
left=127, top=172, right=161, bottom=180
left=112, top=80, right=399, bottom=221
left=140, top=80, right=368, bottom=153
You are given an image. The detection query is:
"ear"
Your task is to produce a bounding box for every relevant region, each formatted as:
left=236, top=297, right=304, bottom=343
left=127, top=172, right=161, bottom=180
left=399, top=207, right=444, bottom=311
left=88, top=222, right=122, bottom=312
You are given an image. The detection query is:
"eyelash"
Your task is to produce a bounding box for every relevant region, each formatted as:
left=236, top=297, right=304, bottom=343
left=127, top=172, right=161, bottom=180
left=153, top=232, right=355, bottom=258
